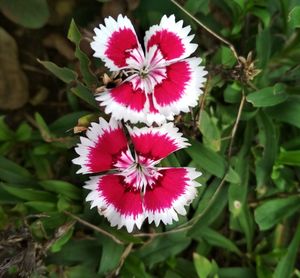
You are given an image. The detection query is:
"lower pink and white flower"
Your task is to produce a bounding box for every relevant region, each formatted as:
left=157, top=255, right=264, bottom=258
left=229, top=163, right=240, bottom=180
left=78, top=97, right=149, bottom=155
left=73, top=117, right=202, bottom=232
left=91, top=14, right=207, bottom=125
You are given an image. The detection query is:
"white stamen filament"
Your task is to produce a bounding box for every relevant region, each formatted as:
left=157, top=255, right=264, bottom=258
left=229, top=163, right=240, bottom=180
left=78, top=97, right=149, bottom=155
left=115, top=150, right=162, bottom=194
left=123, top=45, right=167, bottom=97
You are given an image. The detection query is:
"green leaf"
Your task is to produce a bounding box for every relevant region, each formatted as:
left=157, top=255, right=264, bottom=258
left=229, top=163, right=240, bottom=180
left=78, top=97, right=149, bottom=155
left=1, top=184, right=56, bottom=202
left=51, top=227, right=74, bottom=253
left=232, top=0, right=244, bottom=9
left=218, top=267, right=256, bottom=278
left=171, top=258, right=198, bottom=278
left=186, top=140, right=226, bottom=178
left=47, top=238, right=101, bottom=267
left=16, top=122, right=32, bottom=141
left=135, top=233, right=191, bottom=267
left=38, top=59, right=78, bottom=83
left=199, top=111, right=221, bottom=152
left=256, top=28, right=271, bottom=68
left=224, top=82, right=242, bottom=104
left=255, top=111, right=278, bottom=188
left=0, top=186, right=20, bottom=204
left=246, top=84, right=288, bottom=107
left=266, top=96, right=300, bottom=128
left=121, top=255, right=151, bottom=278
left=214, top=46, right=236, bottom=67
left=0, top=0, right=49, bottom=28
left=25, top=201, right=56, bottom=212
left=103, top=226, right=143, bottom=244
left=98, top=239, right=124, bottom=275
left=68, top=19, right=98, bottom=87
left=0, top=116, right=14, bottom=141
left=193, top=227, right=241, bottom=255
left=184, top=0, right=209, bottom=15
left=70, top=83, right=99, bottom=109
left=35, top=112, right=52, bottom=141
left=161, top=153, right=181, bottom=167
left=226, top=167, right=241, bottom=184
left=277, top=150, right=300, bottom=166
left=193, top=253, right=213, bottom=278
left=254, top=196, right=300, bottom=230
left=229, top=152, right=254, bottom=250
left=189, top=178, right=228, bottom=235
left=39, top=180, right=82, bottom=200
left=0, top=156, right=35, bottom=185
left=251, top=7, right=271, bottom=28
left=274, top=222, right=300, bottom=278
left=63, top=265, right=100, bottom=278
left=288, top=6, right=300, bottom=28
left=49, top=111, right=89, bottom=134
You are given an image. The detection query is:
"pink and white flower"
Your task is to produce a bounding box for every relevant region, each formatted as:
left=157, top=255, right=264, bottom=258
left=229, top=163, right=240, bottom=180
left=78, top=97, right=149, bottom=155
left=91, top=14, right=207, bottom=125
left=73, top=117, right=201, bottom=232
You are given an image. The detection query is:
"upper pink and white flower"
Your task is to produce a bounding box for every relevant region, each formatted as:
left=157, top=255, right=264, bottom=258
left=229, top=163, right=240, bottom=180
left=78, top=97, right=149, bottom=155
left=91, top=14, right=207, bottom=125
left=73, top=117, right=201, bottom=232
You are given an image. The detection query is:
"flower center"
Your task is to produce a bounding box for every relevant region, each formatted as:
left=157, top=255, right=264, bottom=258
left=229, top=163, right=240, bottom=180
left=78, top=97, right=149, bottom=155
left=114, top=150, right=161, bottom=194
left=125, top=46, right=167, bottom=94
left=139, top=66, right=149, bottom=78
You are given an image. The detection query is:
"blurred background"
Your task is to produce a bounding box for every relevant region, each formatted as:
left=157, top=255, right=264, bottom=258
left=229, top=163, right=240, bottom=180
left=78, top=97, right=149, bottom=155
left=1, top=0, right=300, bottom=277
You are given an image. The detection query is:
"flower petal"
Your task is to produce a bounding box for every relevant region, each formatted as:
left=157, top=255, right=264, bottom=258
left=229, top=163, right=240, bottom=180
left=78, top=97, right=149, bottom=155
left=144, top=168, right=201, bottom=226
left=153, top=57, right=207, bottom=116
left=97, top=82, right=167, bottom=125
left=72, top=117, right=128, bottom=174
left=91, top=14, right=141, bottom=71
left=97, top=82, right=146, bottom=123
left=127, top=122, right=190, bottom=161
left=84, top=174, right=145, bottom=232
left=144, top=14, right=198, bottom=61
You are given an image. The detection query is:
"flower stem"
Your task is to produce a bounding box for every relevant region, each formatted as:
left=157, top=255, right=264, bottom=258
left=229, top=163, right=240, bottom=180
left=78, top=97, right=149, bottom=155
left=64, top=211, right=124, bottom=245
left=228, top=92, right=246, bottom=158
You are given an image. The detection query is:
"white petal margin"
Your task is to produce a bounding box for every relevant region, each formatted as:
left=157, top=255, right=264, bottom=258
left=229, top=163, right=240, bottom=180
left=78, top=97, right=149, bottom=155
left=146, top=168, right=202, bottom=226
left=144, top=14, right=198, bottom=62
left=84, top=176, right=145, bottom=233
left=96, top=91, right=168, bottom=126
left=91, top=14, right=140, bottom=71
left=156, top=57, right=207, bottom=117
left=72, top=117, right=122, bottom=174
left=127, top=122, right=190, bottom=154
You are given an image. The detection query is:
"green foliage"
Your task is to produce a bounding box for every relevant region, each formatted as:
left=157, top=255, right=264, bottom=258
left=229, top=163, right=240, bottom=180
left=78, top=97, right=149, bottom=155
left=1, top=0, right=300, bottom=277
left=0, top=0, right=49, bottom=28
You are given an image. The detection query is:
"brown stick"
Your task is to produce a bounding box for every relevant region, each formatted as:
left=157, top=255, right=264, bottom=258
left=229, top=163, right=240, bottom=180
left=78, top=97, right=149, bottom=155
left=64, top=211, right=124, bottom=245
left=169, top=0, right=239, bottom=60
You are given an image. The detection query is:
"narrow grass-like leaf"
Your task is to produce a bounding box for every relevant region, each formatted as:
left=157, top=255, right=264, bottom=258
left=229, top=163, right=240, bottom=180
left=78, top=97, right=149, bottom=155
left=68, top=19, right=98, bottom=87
left=0, top=156, right=35, bottom=185
left=135, top=233, right=191, bottom=267
left=254, top=196, right=300, bottom=230
left=38, top=59, right=78, bottom=83
left=266, top=96, right=300, bottom=128
left=186, top=140, right=225, bottom=178
left=274, top=222, right=300, bottom=278
left=25, top=201, right=56, bottom=212
left=39, top=180, right=81, bottom=200
left=1, top=184, right=56, bottom=202
left=246, top=84, right=288, bottom=107
left=193, top=227, right=241, bottom=255
left=70, top=83, right=98, bottom=109
left=288, top=6, right=300, bottom=28
left=277, top=150, right=300, bottom=166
